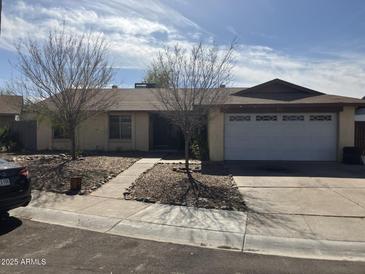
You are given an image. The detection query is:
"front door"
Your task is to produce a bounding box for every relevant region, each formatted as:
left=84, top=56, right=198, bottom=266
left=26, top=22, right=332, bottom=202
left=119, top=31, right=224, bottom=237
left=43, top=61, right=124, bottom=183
left=151, top=113, right=184, bottom=150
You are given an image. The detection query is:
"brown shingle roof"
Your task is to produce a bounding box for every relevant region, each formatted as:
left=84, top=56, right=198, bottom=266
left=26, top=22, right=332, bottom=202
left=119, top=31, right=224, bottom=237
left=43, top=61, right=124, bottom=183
left=36, top=79, right=365, bottom=112
left=104, top=86, right=365, bottom=110
left=225, top=79, right=365, bottom=106
left=104, top=88, right=244, bottom=111
left=0, top=95, right=23, bottom=115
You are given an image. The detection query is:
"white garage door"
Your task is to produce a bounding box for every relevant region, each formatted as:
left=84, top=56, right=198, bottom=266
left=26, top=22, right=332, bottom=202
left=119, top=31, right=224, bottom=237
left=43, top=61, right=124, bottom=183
left=224, top=113, right=337, bottom=161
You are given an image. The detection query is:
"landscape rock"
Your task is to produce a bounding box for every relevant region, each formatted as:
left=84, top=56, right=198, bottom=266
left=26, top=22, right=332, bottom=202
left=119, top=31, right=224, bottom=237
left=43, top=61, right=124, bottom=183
left=128, top=163, right=246, bottom=211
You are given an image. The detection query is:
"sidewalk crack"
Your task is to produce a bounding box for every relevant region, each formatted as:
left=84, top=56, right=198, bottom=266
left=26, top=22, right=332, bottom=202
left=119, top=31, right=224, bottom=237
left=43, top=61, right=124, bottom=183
left=241, top=213, right=249, bottom=252
left=330, top=189, right=365, bottom=210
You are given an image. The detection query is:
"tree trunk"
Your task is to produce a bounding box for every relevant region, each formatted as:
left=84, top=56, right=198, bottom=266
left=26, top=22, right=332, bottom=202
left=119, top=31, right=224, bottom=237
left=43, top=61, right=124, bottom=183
left=184, top=134, right=199, bottom=199
left=70, top=127, right=77, bottom=160
left=184, top=137, right=190, bottom=175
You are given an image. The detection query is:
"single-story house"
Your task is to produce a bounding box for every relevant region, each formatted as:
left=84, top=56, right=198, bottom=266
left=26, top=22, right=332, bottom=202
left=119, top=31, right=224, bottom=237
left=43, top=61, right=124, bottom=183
left=0, top=95, right=23, bottom=127
left=28, top=79, right=365, bottom=162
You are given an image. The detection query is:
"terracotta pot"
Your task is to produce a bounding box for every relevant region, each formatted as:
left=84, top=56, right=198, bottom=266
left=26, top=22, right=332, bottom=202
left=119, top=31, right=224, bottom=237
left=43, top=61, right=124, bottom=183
left=70, top=177, right=82, bottom=191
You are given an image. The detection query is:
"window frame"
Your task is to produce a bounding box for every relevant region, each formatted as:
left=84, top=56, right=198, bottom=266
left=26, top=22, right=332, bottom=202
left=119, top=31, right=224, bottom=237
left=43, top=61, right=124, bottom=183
left=256, top=115, right=278, bottom=121
left=309, top=115, right=332, bottom=121
left=108, top=114, right=132, bottom=140
left=229, top=115, right=251, bottom=122
left=282, top=115, right=305, bottom=121
left=52, top=126, right=69, bottom=140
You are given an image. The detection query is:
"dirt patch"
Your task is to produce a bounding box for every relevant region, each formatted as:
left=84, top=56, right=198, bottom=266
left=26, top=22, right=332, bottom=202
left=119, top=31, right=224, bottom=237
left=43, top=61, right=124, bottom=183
left=1, top=153, right=139, bottom=194
left=126, top=163, right=246, bottom=211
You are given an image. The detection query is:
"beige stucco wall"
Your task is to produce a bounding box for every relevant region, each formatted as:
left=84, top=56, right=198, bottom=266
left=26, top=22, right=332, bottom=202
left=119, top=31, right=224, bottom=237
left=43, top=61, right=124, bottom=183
left=208, top=109, right=224, bottom=161
left=134, top=112, right=149, bottom=151
left=78, top=113, right=108, bottom=151
left=37, top=119, right=53, bottom=150
left=24, top=111, right=150, bottom=152
left=337, top=106, right=355, bottom=161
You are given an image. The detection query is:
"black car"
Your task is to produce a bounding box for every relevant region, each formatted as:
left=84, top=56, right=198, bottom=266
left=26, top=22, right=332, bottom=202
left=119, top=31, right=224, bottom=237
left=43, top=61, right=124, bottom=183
left=0, top=158, right=31, bottom=217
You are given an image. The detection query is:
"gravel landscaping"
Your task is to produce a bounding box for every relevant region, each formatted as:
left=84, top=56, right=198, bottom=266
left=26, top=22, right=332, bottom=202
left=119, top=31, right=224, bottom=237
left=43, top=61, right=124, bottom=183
left=1, top=153, right=139, bottom=194
left=126, top=163, right=246, bottom=211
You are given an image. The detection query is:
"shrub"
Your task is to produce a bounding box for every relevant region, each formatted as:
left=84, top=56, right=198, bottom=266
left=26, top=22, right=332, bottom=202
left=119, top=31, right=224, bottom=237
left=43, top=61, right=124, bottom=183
left=190, top=140, right=201, bottom=160
left=190, top=135, right=209, bottom=161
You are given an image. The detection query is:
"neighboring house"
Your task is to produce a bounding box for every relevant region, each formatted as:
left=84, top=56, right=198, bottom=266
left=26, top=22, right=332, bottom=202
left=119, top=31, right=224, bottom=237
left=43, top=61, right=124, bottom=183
left=0, top=95, right=23, bottom=127
left=28, top=79, right=365, bottom=162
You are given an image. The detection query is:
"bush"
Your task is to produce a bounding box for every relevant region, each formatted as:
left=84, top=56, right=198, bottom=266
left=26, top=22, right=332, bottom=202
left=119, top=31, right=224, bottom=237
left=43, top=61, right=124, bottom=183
left=190, top=136, right=209, bottom=161
left=190, top=140, right=201, bottom=160
left=0, top=127, right=22, bottom=152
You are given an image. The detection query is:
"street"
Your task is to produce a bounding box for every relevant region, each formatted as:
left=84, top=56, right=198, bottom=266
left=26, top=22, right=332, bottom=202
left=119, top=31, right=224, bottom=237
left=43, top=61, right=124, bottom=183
left=0, top=217, right=364, bottom=274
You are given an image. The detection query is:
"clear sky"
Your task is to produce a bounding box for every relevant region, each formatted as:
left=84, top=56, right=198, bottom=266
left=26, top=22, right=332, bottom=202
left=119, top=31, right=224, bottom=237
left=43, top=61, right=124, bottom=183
left=0, top=0, right=364, bottom=97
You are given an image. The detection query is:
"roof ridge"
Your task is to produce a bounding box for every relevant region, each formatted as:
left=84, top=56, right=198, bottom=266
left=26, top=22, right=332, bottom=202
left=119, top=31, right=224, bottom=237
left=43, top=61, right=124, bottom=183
left=233, top=78, right=324, bottom=97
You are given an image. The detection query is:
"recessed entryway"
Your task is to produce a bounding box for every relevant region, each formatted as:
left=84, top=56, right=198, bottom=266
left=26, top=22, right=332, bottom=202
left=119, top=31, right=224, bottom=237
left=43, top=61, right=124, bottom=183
left=149, top=113, right=184, bottom=151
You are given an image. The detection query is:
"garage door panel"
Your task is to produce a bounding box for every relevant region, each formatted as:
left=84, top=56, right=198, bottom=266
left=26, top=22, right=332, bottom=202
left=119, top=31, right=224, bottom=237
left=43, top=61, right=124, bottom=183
left=224, top=113, right=337, bottom=161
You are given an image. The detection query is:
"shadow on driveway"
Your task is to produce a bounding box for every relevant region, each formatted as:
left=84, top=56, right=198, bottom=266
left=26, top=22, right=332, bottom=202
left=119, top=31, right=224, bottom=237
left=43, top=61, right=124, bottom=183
left=222, top=161, right=365, bottom=239
left=225, top=161, right=365, bottom=178
left=0, top=215, right=23, bottom=236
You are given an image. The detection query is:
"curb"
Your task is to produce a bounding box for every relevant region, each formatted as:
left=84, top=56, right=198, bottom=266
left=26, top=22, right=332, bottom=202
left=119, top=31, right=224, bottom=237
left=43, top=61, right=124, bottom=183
left=11, top=206, right=365, bottom=262
left=244, top=234, right=365, bottom=262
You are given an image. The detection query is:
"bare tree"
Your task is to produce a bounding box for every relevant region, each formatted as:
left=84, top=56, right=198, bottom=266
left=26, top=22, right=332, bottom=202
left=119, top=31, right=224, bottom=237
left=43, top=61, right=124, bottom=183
left=0, top=0, right=2, bottom=35
left=15, top=29, right=113, bottom=159
left=146, top=42, right=235, bottom=193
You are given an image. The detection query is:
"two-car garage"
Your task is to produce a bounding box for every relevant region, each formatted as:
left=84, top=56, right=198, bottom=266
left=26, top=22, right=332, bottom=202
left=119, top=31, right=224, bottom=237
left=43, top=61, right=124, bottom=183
left=224, top=113, right=338, bottom=161
left=207, top=79, right=362, bottom=162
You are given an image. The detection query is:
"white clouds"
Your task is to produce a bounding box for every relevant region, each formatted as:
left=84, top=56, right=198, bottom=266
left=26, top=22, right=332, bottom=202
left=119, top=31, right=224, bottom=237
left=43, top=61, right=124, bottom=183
left=1, top=0, right=202, bottom=68
left=232, top=45, right=365, bottom=97
left=1, top=0, right=364, bottom=97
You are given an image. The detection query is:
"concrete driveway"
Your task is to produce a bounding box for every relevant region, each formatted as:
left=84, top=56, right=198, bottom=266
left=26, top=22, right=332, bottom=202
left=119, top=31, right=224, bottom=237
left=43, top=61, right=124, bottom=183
left=228, top=161, right=365, bottom=242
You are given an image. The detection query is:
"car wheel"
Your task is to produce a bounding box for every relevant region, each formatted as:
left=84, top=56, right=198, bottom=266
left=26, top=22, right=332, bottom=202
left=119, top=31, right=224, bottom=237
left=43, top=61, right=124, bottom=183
left=0, top=211, right=9, bottom=220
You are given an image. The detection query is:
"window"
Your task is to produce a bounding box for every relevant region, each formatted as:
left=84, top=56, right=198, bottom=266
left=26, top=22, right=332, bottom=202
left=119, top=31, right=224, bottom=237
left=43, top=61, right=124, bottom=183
left=53, top=126, right=69, bottom=139
left=283, top=115, right=304, bottom=121
left=229, top=115, right=251, bottom=122
left=109, top=115, right=132, bottom=139
left=256, top=115, right=277, bottom=121
left=310, top=115, right=332, bottom=121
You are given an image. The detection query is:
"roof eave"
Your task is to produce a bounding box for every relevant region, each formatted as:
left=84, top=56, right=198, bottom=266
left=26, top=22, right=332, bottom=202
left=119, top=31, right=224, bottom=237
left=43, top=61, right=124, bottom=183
left=220, top=102, right=365, bottom=113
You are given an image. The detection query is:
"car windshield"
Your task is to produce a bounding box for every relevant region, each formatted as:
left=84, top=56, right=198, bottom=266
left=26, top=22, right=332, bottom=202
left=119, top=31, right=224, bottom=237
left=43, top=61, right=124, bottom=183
left=0, top=159, right=8, bottom=164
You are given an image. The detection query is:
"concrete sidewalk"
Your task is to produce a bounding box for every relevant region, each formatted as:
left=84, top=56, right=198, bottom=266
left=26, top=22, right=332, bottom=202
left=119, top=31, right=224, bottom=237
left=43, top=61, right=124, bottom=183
left=90, top=157, right=161, bottom=199
left=12, top=197, right=247, bottom=249
left=11, top=190, right=365, bottom=262
left=9, top=159, right=365, bottom=262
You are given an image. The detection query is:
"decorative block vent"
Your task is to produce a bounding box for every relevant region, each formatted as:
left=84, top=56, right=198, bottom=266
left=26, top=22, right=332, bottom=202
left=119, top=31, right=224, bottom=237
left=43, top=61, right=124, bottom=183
left=283, top=115, right=305, bottom=121
left=256, top=115, right=277, bottom=121
left=229, top=115, right=251, bottom=122
left=310, top=115, right=332, bottom=121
